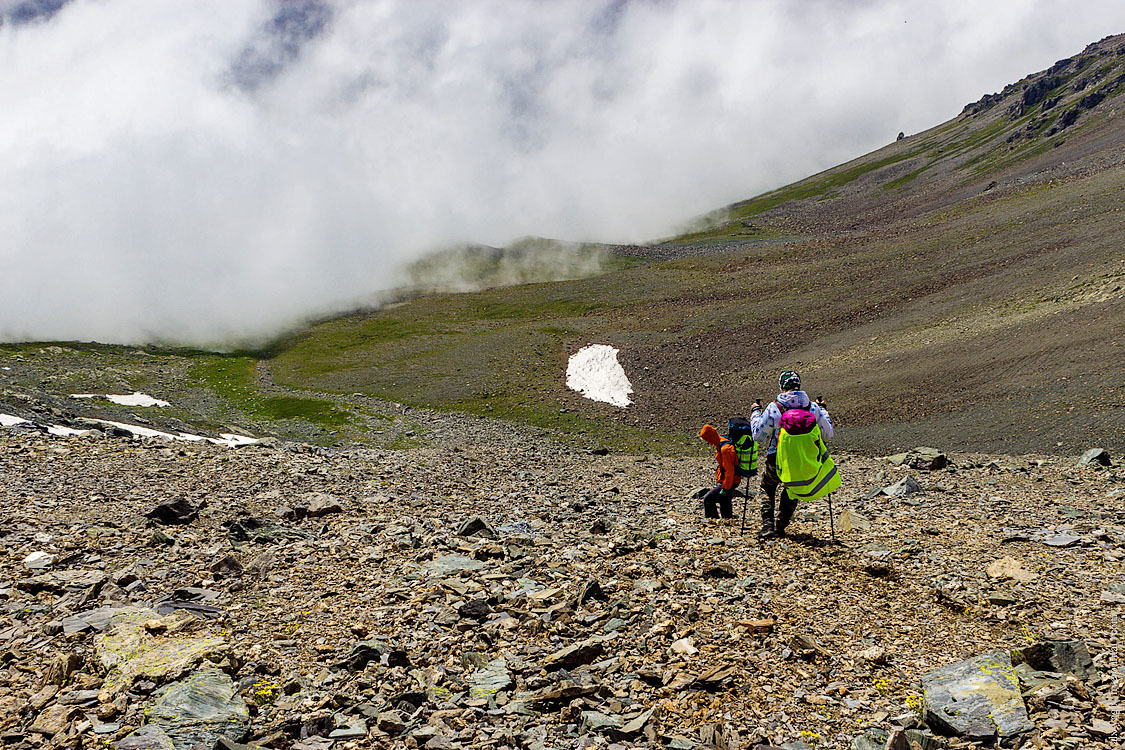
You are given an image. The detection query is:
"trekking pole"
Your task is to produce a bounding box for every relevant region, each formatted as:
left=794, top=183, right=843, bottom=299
left=828, top=493, right=836, bottom=542
left=740, top=483, right=749, bottom=534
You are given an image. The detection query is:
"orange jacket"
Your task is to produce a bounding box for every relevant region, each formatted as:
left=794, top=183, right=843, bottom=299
left=700, top=424, right=741, bottom=490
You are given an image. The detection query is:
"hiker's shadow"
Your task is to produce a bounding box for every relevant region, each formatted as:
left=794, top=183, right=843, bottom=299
left=785, top=532, right=847, bottom=553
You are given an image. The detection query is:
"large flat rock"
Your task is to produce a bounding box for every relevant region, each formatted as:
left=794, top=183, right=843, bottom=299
left=922, top=650, right=1032, bottom=740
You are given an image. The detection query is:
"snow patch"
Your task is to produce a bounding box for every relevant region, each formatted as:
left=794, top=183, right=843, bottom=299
left=47, top=425, right=92, bottom=437
left=71, top=392, right=170, bottom=407
left=89, top=419, right=259, bottom=447
left=3, top=412, right=91, bottom=436
left=566, top=344, right=633, bottom=407
left=2, top=412, right=255, bottom=446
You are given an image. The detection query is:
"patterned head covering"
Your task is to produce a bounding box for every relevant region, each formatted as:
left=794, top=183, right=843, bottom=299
left=778, top=370, right=801, bottom=391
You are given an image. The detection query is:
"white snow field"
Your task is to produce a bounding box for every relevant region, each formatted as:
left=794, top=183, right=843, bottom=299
left=1, top=412, right=256, bottom=447
left=566, top=344, right=633, bottom=407
left=71, top=392, right=171, bottom=407
left=89, top=420, right=259, bottom=447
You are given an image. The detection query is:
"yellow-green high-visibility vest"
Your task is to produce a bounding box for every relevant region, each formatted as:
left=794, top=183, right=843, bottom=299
left=734, top=434, right=758, bottom=477
left=776, top=424, right=841, bottom=501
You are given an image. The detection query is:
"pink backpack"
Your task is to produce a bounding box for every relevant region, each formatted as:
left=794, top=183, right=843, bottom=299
left=779, top=406, right=817, bottom=436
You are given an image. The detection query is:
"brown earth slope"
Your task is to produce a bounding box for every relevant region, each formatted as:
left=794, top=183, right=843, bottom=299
left=625, top=34, right=1125, bottom=454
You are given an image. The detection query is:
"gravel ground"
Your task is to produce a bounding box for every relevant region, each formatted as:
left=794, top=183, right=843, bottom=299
left=2, top=409, right=1123, bottom=749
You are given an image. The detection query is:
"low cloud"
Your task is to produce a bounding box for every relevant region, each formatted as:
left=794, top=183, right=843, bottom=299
left=2, top=0, right=1124, bottom=347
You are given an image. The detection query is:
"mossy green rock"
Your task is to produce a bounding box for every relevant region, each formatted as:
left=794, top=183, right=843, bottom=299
left=922, top=650, right=1032, bottom=740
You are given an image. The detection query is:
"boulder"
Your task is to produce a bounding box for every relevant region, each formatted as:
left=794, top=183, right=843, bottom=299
left=921, top=650, right=1032, bottom=740
left=456, top=516, right=496, bottom=539
left=95, top=608, right=228, bottom=695
left=910, top=447, right=950, bottom=471
left=468, top=658, right=512, bottom=699
left=145, top=498, right=200, bottom=525
left=144, top=668, right=249, bottom=749
left=848, top=729, right=887, bottom=750
left=883, top=476, right=922, bottom=496
left=305, top=494, right=343, bottom=518
left=1076, top=448, right=1112, bottom=468
left=541, top=636, right=605, bottom=670
left=1012, top=640, right=1096, bottom=681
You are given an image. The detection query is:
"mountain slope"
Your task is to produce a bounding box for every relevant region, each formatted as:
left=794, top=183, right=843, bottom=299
left=3, top=34, right=1123, bottom=455
left=263, top=34, right=1125, bottom=454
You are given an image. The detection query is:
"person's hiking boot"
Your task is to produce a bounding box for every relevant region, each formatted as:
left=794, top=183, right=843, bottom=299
left=757, top=497, right=776, bottom=539
left=775, top=495, right=798, bottom=537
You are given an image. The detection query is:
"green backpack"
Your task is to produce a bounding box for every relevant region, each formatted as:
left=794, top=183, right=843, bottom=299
left=728, top=416, right=758, bottom=477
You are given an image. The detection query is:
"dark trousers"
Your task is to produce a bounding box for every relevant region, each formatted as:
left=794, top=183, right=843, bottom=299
left=760, top=453, right=798, bottom=532
left=703, top=485, right=737, bottom=519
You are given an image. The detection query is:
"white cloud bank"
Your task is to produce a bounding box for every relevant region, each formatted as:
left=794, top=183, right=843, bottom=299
left=3, top=0, right=1124, bottom=347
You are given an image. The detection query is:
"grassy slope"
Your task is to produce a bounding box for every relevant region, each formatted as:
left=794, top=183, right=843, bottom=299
left=267, top=161, right=1124, bottom=454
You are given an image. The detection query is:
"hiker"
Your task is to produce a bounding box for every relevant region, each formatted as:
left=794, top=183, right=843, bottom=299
left=698, top=424, right=741, bottom=520
left=750, top=370, right=835, bottom=539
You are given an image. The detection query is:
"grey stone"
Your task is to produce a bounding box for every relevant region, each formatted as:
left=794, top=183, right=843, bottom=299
left=116, top=725, right=175, bottom=750
left=883, top=476, right=922, bottom=496
left=144, top=668, right=250, bottom=750
left=620, top=708, right=654, bottom=736
left=603, top=618, right=627, bottom=633
left=23, top=551, right=55, bottom=569
left=209, top=555, right=243, bottom=577
left=469, top=658, right=512, bottom=699
left=376, top=709, right=407, bottom=735
left=328, top=720, right=367, bottom=739
left=921, top=650, right=1032, bottom=740
left=1012, top=639, right=1096, bottom=681
left=456, top=516, right=496, bottom=538
left=145, top=498, right=200, bottom=525
left=848, top=732, right=888, bottom=750
left=62, top=605, right=123, bottom=635
left=579, top=710, right=623, bottom=734
left=1012, top=662, right=1064, bottom=695
left=1042, top=533, right=1083, bottom=547
left=424, top=734, right=454, bottom=750
left=1076, top=448, right=1112, bottom=467
left=542, top=637, right=605, bottom=670
left=424, top=554, right=485, bottom=576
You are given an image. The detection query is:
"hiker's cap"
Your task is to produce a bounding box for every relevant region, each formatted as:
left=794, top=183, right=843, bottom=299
left=779, top=370, right=801, bottom=391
